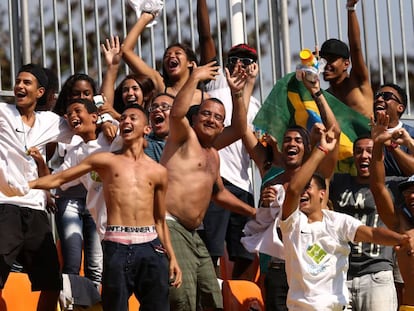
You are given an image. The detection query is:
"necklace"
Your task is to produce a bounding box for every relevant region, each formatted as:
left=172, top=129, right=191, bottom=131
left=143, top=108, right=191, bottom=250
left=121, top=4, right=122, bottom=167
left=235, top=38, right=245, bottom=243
left=18, top=117, right=29, bottom=154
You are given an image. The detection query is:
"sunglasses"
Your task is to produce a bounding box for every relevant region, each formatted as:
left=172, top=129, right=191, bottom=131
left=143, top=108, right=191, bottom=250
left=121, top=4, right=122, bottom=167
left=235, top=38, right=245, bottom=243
left=228, top=56, right=255, bottom=66
left=148, top=103, right=172, bottom=113
left=374, top=91, right=402, bottom=105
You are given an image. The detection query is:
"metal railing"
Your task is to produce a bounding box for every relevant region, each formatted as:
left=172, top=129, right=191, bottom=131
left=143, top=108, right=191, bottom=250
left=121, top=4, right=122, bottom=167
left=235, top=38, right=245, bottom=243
left=1, top=0, right=413, bottom=117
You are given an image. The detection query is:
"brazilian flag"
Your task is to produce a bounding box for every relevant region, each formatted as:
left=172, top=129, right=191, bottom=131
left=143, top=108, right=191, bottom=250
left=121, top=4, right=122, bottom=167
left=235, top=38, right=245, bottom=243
left=253, top=72, right=370, bottom=174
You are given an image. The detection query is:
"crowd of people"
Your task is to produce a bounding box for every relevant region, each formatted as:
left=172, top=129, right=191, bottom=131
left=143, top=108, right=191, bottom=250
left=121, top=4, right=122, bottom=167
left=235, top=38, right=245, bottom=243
left=0, top=0, right=413, bottom=310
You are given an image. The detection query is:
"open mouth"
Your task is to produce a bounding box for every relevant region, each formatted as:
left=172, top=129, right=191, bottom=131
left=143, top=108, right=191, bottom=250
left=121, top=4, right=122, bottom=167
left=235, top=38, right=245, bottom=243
left=122, top=127, right=133, bottom=134
left=126, top=98, right=137, bottom=105
left=71, top=120, right=81, bottom=129
left=153, top=115, right=165, bottom=125
left=300, top=196, right=309, bottom=203
left=168, top=59, right=179, bottom=70
left=287, top=148, right=298, bottom=156
left=374, top=103, right=386, bottom=112
left=15, top=91, right=26, bottom=98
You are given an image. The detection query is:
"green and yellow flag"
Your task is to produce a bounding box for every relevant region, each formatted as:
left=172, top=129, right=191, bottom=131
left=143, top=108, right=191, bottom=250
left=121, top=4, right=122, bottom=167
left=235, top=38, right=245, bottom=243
left=253, top=72, right=370, bottom=174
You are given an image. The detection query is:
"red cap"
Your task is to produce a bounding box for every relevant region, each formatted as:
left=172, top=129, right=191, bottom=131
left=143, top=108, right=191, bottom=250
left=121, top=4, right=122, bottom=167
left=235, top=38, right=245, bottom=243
left=228, top=43, right=257, bottom=61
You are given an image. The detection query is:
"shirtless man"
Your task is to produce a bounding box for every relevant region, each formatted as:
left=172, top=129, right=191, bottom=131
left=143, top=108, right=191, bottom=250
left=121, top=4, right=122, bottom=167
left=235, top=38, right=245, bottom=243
left=320, top=0, right=373, bottom=118
left=370, top=111, right=414, bottom=310
left=161, top=61, right=256, bottom=310
left=13, top=104, right=182, bottom=311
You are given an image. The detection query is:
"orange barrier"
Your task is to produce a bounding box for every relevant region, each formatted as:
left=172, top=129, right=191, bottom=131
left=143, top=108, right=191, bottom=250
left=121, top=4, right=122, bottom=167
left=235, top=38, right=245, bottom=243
left=222, top=279, right=264, bottom=311
left=128, top=295, right=140, bottom=309
left=0, top=272, right=41, bottom=311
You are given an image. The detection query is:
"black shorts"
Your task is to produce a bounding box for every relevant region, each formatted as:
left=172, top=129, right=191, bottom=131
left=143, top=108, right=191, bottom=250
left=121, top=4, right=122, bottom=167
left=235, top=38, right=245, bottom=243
left=0, top=204, right=62, bottom=291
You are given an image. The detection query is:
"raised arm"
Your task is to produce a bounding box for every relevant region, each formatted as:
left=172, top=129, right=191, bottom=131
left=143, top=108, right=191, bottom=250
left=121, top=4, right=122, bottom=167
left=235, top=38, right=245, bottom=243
left=168, top=61, right=219, bottom=144
left=302, top=72, right=340, bottom=179
left=370, top=112, right=399, bottom=229
left=197, top=0, right=217, bottom=65
left=212, top=66, right=249, bottom=150
left=242, top=130, right=279, bottom=178
left=241, top=64, right=281, bottom=176
left=282, top=127, right=337, bottom=220
left=347, top=0, right=373, bottom=108
left=100, top=36, right=122, bottom=108
left=121, top=13, right=164, bottom=93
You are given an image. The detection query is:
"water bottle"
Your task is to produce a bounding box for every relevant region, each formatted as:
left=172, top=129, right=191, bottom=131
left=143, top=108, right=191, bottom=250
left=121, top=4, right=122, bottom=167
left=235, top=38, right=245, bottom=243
left=295, top=48, right=326, bottom=82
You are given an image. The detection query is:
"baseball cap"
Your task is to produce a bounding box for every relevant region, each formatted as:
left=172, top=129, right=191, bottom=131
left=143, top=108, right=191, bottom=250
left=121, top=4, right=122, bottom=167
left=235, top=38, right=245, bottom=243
left=18, top=63, right=49, bottom=88
left=228, top=43, right=258, bottom=61
left=398, top=175, right=414, bottom=193
left=320, top=39, right=350, bottom=59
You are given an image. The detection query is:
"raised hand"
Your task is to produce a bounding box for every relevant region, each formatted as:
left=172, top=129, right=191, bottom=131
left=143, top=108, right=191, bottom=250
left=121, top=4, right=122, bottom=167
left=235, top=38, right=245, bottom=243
left=310, top=122, right=326, bottom=147
left=371, top=111, right=392, bottom=145
left=320, top=126, right=337, bottom=152
left=101, top=36, right=122, bottom=67
left=225, top=65, right=248, bottom=94
left=391, top=128, right=413, bottom=148
left=347, top=0, right=358, bottom=8
left=191, top=61, right=220, bottom=83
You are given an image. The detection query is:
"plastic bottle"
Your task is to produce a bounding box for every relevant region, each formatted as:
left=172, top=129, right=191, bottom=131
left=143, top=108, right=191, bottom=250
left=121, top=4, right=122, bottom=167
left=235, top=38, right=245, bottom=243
left=300, top=49, right=317, bottom=67
left=295, top=48, right=326, bottom=82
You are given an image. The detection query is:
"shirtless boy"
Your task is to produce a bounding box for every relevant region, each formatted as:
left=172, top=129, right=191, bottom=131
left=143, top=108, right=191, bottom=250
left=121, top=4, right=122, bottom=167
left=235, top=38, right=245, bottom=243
left=12, top=104, right=182, bottom=311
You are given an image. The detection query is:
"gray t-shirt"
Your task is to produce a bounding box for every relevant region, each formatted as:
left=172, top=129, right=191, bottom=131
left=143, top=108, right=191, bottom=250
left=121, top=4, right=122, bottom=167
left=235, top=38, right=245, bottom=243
left=330, top=174, right=405, bottom=278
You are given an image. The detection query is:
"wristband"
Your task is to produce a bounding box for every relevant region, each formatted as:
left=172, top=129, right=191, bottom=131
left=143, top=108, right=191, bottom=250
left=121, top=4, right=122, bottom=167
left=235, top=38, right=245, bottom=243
left=312, top=89, right=322, bottom=100
left=96, top=113, right=114, bottom=125
left=316, top=144, right=329, bottom=155
left=346, top=4, right=356, bottom=11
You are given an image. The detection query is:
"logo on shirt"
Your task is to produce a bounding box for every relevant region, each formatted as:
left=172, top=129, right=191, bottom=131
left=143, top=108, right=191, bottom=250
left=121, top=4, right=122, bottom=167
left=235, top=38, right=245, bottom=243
left=306, top=243, right=327, bottom=264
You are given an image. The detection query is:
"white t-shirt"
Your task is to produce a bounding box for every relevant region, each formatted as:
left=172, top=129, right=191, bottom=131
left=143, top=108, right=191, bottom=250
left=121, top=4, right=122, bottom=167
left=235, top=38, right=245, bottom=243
left=279, top=209, right=362, bottom=311
left=241, top=184, right=285, bottom=258
left=0, top=102, right=72, bottom=210
left=206, top=68, right=261, bottom=193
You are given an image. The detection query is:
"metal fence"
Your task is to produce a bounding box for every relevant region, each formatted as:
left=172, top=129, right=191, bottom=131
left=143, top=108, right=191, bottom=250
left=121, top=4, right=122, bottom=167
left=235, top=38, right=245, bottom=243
left=1, top=0, right=413, bottom=118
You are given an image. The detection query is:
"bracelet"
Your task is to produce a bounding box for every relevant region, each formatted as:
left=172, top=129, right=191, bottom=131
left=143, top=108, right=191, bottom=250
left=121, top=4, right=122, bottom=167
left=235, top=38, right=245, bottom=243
left=316, top=144, right=329, bottom=155
left=234, top=91, right=243, bottom=99
left=312, top=89, right=322, bottom=99
left=386, top=141, right=399, bottom=151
